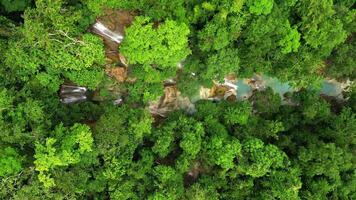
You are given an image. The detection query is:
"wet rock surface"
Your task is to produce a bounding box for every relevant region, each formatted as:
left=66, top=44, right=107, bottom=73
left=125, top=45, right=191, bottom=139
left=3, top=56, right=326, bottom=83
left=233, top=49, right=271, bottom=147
left=91, top=10, right=134, bottom=82
left=149, top=85, right=195, bottom=117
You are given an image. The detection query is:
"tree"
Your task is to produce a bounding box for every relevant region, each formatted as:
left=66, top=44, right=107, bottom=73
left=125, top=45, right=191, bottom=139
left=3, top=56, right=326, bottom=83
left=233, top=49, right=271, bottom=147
left=223, top=101, right=252, bottom=126
left=0, top=92, right=48, bottom=146
left=246, top=0, right=274, bottom=15
left=204, top=47, right=240, bottom=83
left=94, top=105, right=152, bottom=156
left=3, top=0, right=106, bottom=90
left=238, top=138, right=287, bottom=177
left=204, top=128, right=241, bottom=170
left=179, top=119, right=204, bottom=157
left=0, top=0, right=32, bottom=13
left=297, top=142, right=353, bottom=199
left=34, top=123, right=94, bottom=188
left=296, top=0, right=348, bottom=56
left=325, top=38, right=356, bottom=79
left=256, top=167, right=301, bottom=199
left=293, top=90, right=331, bottom=123
left=0, top=147, right=22, bottom=177
left=120, top=16, right=191, bottom=103
left=149, top=166, right=184, bottom=199
left=0, top=0, right=355, bottom=199
left=251, top=87, right=281, bottom=114
left=324, top=107, right=356, bottom=148
left=85, top=0, right=188, bottom=22
left=198, top=16, right=231, bottom=52
left=121, top=16, right=191, bottom=69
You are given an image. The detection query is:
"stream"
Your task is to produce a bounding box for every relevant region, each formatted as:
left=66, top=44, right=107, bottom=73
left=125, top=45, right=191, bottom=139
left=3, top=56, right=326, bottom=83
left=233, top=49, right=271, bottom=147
left=61, top=17, right=352, bottom=106
left=234, top=74, right=350, bottom=101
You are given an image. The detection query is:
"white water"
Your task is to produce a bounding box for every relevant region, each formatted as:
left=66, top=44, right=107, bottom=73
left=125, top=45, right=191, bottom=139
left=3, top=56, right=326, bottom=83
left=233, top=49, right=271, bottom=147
left=60, top=85, right=88, bottom=104
left=92, top=21, right=124, bottom=43
left=60, top=95, right=87, bottom=104
left=60, top=85, right=87, bottom=93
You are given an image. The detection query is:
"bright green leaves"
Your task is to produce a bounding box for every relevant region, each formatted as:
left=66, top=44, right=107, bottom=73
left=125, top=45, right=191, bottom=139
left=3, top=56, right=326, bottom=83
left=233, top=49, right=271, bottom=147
left=266, top=120, right=285, bottom=138
left=278, top=22, right=301, bottom=54
left=0, top=0, right=354, bottom=199
left=205, top=47, right=240, bottom=82
left=45, top=33, right=105, bottom=89
left=35, top=138, right=61, bottom=188
left=34, top=123, right=94, bottom=188
left=246, top=0, right=274, bottom=15
left=201, top=2, right=216, bottom=11
left=121, top=16, right=191, bottom=68
left=304, top=19, right=346, bottom=54
left=14, top=99, right=45, bottom=127
left=138, top=0, right=188, bottom=22
left=129, top=110, right=153, bottom=140
left=197, top=12, right=247, bottom=53
left=223, top=101, right=252, bottom=126
left=3, top=1, right=106, bottom=90
left=150, top=166, right=184, bottom=200
left=95, top=105, right=154, bottom=199
left=35, top=72, right=63, bottom=93
left=49, top=33, right=105, bottom=71
left=120, top=16, right=190, bottom=103
left=205, top=131, right=241, bottom=169
left=4, top=98, right=46, bottom=143
left=198, top=17, right=230, bottom=52
left=65, top=68, right=105, bottom=90
left=238, top=138, right=286, bottom=177
left=32, top=0, right=87, bottom=35
left=63, top=124, right=94, bottom=154
left=4, top=41, right=41, bottom=81
left=85, top=0, right=188, bottom=22
left=152, top=128, right=175, bottom=158
left=179, top=119, right=205, bottom=157
left=184, top=183, right=215, bottom=200
left=185, top=13, right=246, bottom=90
left=244, top=10, right=301, bottom=55
left=152, top=115, right=204, bottom=175
left=153, top=165, right=180, bottom=186
left=128, top=82, right=165, bottom=104
left=257, top=167, right=302, bottom=199
left=0, top=89, right=48, bottom=146
left=0, top=147, right=22, bottom=177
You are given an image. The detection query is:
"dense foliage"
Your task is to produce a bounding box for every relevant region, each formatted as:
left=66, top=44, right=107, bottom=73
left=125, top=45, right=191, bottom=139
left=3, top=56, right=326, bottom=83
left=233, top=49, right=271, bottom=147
left=0, top=0, right=355, bottom=199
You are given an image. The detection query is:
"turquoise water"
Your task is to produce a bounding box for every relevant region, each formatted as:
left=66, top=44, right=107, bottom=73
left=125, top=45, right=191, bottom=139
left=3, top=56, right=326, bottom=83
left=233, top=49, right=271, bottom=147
left=321, top=81, right=342, bottom=97
left=261, top=75, right=294, bottom=98
left=235, top=75, right=344, bottom=100
left=236, top=79, right=252, bottom=100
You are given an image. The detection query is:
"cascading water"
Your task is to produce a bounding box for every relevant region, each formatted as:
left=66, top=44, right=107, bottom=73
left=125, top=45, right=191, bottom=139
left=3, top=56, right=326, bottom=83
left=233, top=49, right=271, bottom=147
left=92, top=21, right=124, bottom=44
left=60, top=85, right=88, bottom=104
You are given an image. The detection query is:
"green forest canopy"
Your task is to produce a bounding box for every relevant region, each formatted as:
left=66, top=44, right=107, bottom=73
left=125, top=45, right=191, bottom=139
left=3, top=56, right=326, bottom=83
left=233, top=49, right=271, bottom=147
left=0, top=0, right=355, bottom=199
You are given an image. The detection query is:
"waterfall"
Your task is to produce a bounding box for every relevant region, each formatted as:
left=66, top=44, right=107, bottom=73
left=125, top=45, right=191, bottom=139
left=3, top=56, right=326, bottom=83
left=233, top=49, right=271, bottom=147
left=60, top=85, right=88, bottom=104
left=92, top=21, right=124, bottom=43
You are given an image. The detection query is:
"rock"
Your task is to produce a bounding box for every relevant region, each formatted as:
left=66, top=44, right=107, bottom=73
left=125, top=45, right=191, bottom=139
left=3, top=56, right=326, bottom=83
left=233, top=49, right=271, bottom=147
left=106, top=67, right=127, bottom=82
